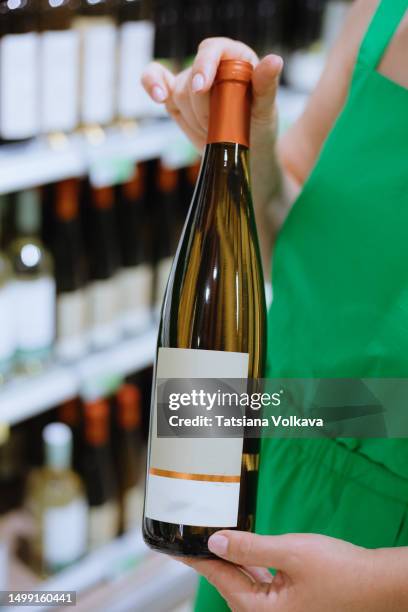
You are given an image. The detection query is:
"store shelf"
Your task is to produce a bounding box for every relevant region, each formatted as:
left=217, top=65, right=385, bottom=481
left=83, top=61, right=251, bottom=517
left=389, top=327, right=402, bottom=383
left=0, top=327, right=157, bottom=426
left=0, top=121, right=195, bottom=195
left=4, top=526, right=197, bottom=612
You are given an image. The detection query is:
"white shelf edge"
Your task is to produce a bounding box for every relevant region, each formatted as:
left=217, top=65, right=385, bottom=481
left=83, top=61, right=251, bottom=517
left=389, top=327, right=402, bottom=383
left=0, top=121, right=193, bottom=194
left=0, top=326, right=157, bottom=426
left=3, top=529, right=197, bottom=612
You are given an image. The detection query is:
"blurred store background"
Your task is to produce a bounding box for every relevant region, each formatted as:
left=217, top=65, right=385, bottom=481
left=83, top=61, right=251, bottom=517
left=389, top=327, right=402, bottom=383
left=0, top=0, right=351, bottom=610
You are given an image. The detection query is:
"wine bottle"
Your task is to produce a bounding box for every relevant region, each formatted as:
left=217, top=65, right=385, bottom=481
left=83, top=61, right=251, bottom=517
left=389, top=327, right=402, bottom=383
left=153, top=163, right=179, bottom=316
left=53, top=179, right=88, bottom=362
left=143, top=60, right=266, bottom=557
left=82, top=398, right=120, bottom=550
left=38, top=0, right=80, bottom=135
left=74, top=0, right=117, bottom=133
left=25, top=423, right=87, bottom=575
left=58, top=399, right=82, bottom=472
left=0, top=0, right=39, bottom=143
left=117, top=0, right=155, bottom=122
left=87, top=185, right=121, bottom=349
left=117, top=164, right=153, bottom=335
left=114, top=383, right=145, bottom=532
left=8, top=189, right=56, bottom=375
left=0, top=197, right=15, bottom=383
left=0, top=424, right=25, bottom=513
left=152, top=0, right=183, bottom=73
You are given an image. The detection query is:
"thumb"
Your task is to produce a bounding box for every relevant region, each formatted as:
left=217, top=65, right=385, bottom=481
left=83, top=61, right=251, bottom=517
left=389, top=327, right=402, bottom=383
left=251, top=54, right=283, bottom=124
left=208, top=530, right=301, bottom=573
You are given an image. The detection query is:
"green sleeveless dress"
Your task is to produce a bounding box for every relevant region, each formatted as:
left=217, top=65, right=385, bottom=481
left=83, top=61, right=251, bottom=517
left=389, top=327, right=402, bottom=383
left=196, top=1, right=408, bottom=608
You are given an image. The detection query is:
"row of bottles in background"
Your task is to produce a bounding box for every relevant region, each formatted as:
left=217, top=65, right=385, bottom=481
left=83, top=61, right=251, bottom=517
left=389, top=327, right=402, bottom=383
left=0, top=0, right=351, bottom=143
left=0, top=159, right=200, bottom=382
left=0, top=371, right=150, bottom=578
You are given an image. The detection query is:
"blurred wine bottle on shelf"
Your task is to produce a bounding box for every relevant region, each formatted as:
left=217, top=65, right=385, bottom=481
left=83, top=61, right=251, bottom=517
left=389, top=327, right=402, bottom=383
left=183, top=0, right=213, bottom=67
left=53, top=179, right=88, bottom=362
left=0, top=0, right=39, bottom=143
left=0, top=197, right=15, bottom=384
left=215, top=0, right=246, bottom=42
left=74, top=0, right=117, bottom=134
left=8, top=189, right=56, bottom=375
left=154, top=163, right=179, bottom=316
left=58, top=399, right=82, bottom=473
left=153, top=0, right=183, bottom=72
left=252, top=0, right=284, bottom=57
left=38, top=0, right=80, bottom=137
left=117, top=164, right=153, bottom=336
left=82, top=398, right=119, bottom=550
left=117, top=0, right=155, bottom=122
left=114, top=383, right=145, bottom=532
left=25, top=423, right=87, bottom=576
left=87, top=185, right=121, bottom=350
left=0, top=424, right=25, bottom=514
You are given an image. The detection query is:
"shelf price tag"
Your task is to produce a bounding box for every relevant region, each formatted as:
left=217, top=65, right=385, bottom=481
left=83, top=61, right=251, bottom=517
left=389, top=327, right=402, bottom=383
left=89, top=158, right=135, bottom=188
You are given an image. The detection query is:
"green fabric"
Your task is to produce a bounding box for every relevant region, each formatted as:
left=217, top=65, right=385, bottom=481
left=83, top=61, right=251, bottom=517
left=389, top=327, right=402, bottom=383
left=196, top=1, right=408, bottom=609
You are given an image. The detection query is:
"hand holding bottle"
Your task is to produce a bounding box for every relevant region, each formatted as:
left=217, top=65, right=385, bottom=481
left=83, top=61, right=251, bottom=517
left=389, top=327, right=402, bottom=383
left=184, top=530, right=402, bottom=612
left=142, top=38, right=283, bottom=151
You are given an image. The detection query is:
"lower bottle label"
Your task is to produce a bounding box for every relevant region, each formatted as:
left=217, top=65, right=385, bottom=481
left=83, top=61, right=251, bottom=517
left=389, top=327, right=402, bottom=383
left=57, top=289, right=88, bottom=361
left=43, top=498, right=87, bottom=570
left=117, top=264, right=153, bottom=334
left=88, top=500, right=119, bottom=550
left=145, top=347, right=249, bottom=528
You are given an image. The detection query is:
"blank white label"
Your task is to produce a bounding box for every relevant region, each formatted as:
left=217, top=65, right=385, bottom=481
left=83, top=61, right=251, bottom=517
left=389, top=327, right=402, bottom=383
left=57, top=289, right=88, bottom=361
left=145, top=347, right=249, bottom=527
left=80, top=22, right=116, bottom=125
left=44, top=498, right=87, bottom=568
left=0, top=33, right=38, bottom=139
left=40, top=30, right=80, bottom=133
left=89, top=500, right=119, bottom=550
left=118, top=21, right=155, bottom=118
left=87, top=278, right=120, bottom=349
left=13, top=277, right=56, bottom=352
left=118, top=264, right=153, bottom=334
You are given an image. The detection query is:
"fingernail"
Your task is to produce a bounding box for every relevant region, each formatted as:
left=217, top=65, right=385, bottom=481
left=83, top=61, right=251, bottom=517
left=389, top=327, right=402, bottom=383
left=152, top=85, right=166, bottom=102
left=208, top=534, right=228, bottom=556
left=192, top=73, right=205, bottom=92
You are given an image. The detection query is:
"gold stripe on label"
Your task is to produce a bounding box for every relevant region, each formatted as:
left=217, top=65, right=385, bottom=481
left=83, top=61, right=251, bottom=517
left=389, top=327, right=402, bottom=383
left=149, top=467, right=241, bottom=483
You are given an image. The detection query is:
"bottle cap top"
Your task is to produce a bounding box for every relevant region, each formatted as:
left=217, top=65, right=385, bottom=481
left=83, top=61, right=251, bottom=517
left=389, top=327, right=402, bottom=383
left=59, top=399, right=80, bottom=428
left=214, top=60, right=254, bottom=84
left=207, top=61, right=252, bottom=147
left=84, top=399, right=109, bottom=446
left=117, top=384, right=142, bottom=430
left=92, top=186, right=114, bottom=210
left=56, top=180, right=79, bottom=221
left=43, top=423, right=72, bottom=447
left=123, top=164, right=145, bottom=201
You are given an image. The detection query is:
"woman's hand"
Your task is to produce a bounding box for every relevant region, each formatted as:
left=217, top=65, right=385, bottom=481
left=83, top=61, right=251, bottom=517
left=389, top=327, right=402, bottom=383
left=141, top=37, right=283, bottom=151
left=183, top=530, right=391, bottom=612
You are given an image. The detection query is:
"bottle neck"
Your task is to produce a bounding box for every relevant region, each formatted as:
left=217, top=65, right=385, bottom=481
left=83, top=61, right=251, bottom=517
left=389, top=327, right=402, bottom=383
left=207, top=77, right=251, bottom=148
left=45, top=441, right=71, bottom=471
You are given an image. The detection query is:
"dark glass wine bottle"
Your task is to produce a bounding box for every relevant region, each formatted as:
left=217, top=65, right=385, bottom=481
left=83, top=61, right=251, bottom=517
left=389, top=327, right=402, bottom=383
left=53, top=179, right=88, bottom=361
left=82, top=398, right=120, bottom=550
left=114, top=383, right=145, bottom=532
left=143, top=60, right=266, bottom=558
